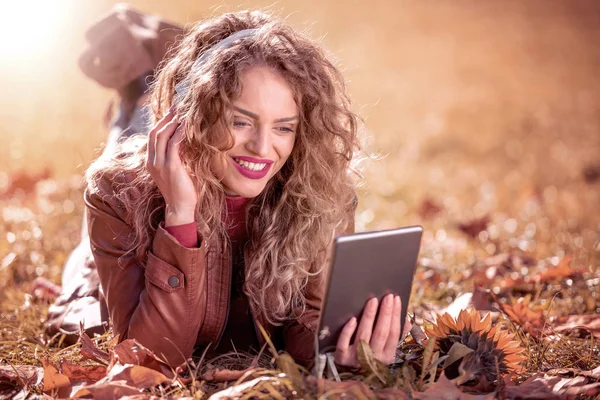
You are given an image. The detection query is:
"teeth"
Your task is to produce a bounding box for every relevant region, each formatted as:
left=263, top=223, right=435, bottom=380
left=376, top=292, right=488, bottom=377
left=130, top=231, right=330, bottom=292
left=234, top=158, right=268, bottom=171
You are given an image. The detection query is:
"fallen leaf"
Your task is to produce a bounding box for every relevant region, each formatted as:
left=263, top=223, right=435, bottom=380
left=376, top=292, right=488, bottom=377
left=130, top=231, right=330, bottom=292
left=0, top=364, right=44, bottom=388
left=506, top=371, right=600, bottom=399
left=500, top=375, right=560, bottom=399
left=79, top=329, right=109, bottom=365
left=583, top=164, right=600, bottom=184
left=418, top=198, right=444, bottom=220
left=442, top=342, right=474, bottom=370
left=103, top=363, right=170, bottom=389
left=548, top=313, right=600, bottom=338
left=413, top=372, right=495, bottom=399
left=491, top=294, right=546, bottom=338
left=277, top=353, right=305, bottom=391
left=71, top=380, right=141, bottom=398
left=532, top=255, right=581, bottom=284
left=357, top=339, right=390, bottom=385
left=59, top=360, right=106, bottom=383
left=112, top=339, right=175, bottom=379
left=457, top=215, right=490, bottom=239
left=42, top=360, right=71, bottom=395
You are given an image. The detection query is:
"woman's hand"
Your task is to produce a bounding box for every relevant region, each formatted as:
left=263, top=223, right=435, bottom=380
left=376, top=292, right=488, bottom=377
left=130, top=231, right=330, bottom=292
left=334, top=294, right=407, bottom=368
left=146, top=110, right=197, bottom=226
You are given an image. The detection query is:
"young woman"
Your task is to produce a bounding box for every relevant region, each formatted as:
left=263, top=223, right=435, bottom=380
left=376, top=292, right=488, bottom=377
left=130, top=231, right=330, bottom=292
left=71, top=10, right=404, bottom=370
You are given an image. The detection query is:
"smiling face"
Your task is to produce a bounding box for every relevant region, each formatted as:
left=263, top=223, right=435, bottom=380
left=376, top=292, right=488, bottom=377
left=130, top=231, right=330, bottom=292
left=214, top=65, right=298, bottom=198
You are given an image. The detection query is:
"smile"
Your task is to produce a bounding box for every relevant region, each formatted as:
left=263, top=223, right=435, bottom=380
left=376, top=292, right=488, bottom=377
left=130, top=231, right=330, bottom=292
left=231, top=156, right=274, bottom=180
left=233, top=157, right=268, bottom=171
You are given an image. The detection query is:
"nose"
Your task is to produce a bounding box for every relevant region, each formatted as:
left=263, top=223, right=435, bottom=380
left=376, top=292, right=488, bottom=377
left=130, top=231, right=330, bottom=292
left=246, top=124, right=271, bottom=157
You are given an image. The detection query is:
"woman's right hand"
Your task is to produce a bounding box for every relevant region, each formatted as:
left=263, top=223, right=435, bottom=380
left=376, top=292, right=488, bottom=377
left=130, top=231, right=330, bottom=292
left=146, top=110, right=197, bottom=226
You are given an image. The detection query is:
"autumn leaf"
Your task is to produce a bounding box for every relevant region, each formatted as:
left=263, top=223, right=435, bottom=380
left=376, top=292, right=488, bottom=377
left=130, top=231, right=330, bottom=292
left=103, top=363, right=171, bottom=389
left=491, top=294, right=546, bottom=339
left=112, top=338, right=175, bottom=379
left=413, top=372, right=495, bottom=399
left=59, top=360, right=106, bottom=383
left=71, top=381, right=141, bottom=398
left=457, top=215, right=490, bottom=239
left=42, top=359, right=71, bottom=395
left=0, top=364, right=44, bottom=388
left=418, top=197, right=444, bottom=220
left=356, top=339, right=390, bottom=385
left=548, top=313, right=600, bottom=338
left=79, top=329, right=110, bottom=365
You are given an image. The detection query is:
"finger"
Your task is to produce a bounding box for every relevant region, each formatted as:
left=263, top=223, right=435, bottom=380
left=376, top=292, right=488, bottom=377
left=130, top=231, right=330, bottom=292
left=165, top=122, right=185, bottom=165
left=354, top=297, right=378, bottom=343
left=151, top=108, right=176, bottom=135
left=370, top=294, right=395, bottom=355
left=155, top=117, right=180, bottom=166
left=336, top=316, right=357, bottom=354
left=383, top=295, right=402, bottom=359
left=147, top=111, right=176, bottom=168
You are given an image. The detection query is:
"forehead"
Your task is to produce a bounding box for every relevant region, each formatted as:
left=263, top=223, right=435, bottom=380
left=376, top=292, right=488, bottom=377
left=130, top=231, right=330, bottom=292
left=233, top=66, right=298, bottom=118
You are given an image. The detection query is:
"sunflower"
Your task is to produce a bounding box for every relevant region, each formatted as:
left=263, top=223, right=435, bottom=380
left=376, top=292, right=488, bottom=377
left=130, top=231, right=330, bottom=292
left=426, top=308, right=527, bottom=390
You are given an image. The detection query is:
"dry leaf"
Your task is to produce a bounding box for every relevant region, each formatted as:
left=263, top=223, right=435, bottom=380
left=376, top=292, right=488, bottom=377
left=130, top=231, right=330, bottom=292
left=103, top=363, right=170, bottom=389
left=442, top=342, right=474, bottom=370
left=548, top=313, right=600, bottom=338
left=504, top=371, right=600, bottom=399
left=532, top=255, right=580, bottom=284
left=71, top=380, right=141, bottom=398
left=277, top=353, right=305, bottom=391
left=356, top=339, right=390, bottom=385
left=112, top=339, right=175, bottom=379
left=413, top=372, right=495, bottom=399
left=42, top=360, right=71, bottom=395
left=457, top=215, right=490, bottom=239
left=491, top=294, right=546, bottom=338
left=79, top=329, right=110, bottom=365
left=418, top=197, right=444, bottom=220
left=583, top=164, right=600, bottom=184
left=59, top=360, right=106, bottom=383
left=0, top=364, right=44, bottom=388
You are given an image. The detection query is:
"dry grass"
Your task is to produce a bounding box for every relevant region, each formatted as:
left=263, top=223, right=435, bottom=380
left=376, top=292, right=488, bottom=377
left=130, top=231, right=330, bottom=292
left=1, top=1, right=600, bottom=398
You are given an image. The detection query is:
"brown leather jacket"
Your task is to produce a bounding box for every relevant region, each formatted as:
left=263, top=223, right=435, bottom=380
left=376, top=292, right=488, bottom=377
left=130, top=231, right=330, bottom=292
left=85, top=174, right=355, bottom=368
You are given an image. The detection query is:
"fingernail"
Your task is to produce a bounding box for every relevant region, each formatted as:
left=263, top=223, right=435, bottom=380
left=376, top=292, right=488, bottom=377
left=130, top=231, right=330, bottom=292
left=350, top=317, right=357, bottom=326
left=168, top=105, right=175, bottom=113
left=395, top=295, right=401, bottom=304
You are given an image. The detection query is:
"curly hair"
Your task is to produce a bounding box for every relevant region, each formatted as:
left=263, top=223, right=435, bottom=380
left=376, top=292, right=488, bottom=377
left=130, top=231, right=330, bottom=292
left=86, top=10, right=363, bottom=325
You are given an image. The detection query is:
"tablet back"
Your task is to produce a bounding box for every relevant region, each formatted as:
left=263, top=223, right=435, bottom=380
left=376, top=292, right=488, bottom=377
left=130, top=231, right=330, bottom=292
left=316, top=226, right=423, bottom=354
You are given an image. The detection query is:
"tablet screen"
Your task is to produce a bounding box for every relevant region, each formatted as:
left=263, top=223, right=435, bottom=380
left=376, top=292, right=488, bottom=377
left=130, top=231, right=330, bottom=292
left=316, top=226, right=423, bottom=355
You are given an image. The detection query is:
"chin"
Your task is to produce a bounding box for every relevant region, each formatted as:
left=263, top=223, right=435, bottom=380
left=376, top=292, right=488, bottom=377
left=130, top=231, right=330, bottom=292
left=228, top=183, right=267, bottom=198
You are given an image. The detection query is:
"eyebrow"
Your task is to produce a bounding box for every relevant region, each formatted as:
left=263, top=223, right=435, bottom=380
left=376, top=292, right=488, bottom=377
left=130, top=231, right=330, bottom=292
left=233, top=106, right=299, bottom=123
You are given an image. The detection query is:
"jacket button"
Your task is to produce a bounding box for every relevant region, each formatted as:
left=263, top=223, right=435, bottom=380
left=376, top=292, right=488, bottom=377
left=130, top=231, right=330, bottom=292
left=168, top=276, right=180, bottom=287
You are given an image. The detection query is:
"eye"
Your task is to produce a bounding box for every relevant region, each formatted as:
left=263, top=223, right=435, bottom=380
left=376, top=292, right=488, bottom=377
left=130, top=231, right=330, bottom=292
left=233, top=120, right=251, bottom=128
left=276, top=126, right=295, bottom=133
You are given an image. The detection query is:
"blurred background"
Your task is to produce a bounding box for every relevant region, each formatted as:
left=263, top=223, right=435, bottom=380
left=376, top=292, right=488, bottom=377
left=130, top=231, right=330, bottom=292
left=0, top=1, right=599, bottom=309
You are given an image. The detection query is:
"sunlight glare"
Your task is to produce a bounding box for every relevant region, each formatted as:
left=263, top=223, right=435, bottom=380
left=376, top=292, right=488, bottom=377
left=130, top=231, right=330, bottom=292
left=0, top=0, right=69, bottom=64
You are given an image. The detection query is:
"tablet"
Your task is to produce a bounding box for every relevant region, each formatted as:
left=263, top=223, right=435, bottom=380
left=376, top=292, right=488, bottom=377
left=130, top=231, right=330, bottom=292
left=316, top=225, right=423, bottom=355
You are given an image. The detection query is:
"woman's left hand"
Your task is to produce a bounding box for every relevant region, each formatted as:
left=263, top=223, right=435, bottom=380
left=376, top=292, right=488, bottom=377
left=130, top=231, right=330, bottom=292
left=334, top=294, right=408, bottom=368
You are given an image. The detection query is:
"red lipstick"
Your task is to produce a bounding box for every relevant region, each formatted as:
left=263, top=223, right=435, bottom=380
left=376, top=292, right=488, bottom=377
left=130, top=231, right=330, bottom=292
left=231, top=156, right=273, bottom=180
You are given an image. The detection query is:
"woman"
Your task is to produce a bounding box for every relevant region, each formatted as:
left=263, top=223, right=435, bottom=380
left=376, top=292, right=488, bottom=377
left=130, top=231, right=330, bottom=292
left=81, top=10, right=403, bottom=370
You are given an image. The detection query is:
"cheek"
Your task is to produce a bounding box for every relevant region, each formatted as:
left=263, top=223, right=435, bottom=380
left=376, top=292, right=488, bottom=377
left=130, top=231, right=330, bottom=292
left=211, top=153, right=229, bottom=180
left=277, top=135, right=296, bottom=163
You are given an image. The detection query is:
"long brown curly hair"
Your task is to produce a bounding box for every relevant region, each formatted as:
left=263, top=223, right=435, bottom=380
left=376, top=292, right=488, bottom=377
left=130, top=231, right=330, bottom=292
left=86, top=10, right=363, bottom=325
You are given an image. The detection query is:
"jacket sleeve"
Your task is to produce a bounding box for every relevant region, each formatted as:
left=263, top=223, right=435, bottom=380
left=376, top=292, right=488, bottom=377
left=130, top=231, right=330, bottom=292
left=84, top=176, right=205, bottom=367
left=282, top=201, right=356, bottom=369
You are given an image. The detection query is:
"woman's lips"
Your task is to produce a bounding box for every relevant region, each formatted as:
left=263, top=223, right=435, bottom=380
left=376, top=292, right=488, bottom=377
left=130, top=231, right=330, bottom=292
left=231, top=156, right=273, bottom=179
